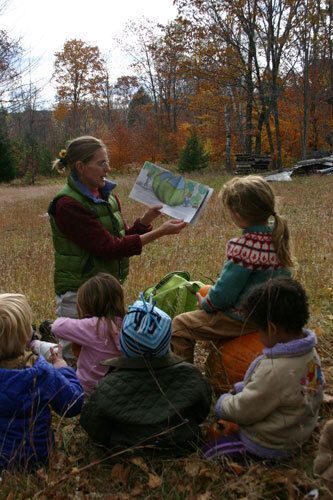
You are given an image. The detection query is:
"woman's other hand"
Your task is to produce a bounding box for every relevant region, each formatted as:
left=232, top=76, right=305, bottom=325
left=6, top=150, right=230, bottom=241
left=140, top=218, right=187, bottom=246
left=158, top=219, right=187, bottom=236
left=49, top=345, right=68, bottom=369
left=140, top=205, right=163, bottom=226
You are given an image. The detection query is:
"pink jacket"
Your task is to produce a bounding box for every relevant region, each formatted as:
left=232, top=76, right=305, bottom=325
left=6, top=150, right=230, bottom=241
left=52, top=316, right=122, bottom=393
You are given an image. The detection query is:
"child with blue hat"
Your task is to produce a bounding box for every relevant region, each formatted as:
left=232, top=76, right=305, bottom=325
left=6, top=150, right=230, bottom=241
left=120, top=295, right=172, bottom=358
left=80, top=295, right=212, bottom=455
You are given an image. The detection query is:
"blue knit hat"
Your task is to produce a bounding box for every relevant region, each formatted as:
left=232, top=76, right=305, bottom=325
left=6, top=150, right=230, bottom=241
left=120, top=294, right=172, bottom=358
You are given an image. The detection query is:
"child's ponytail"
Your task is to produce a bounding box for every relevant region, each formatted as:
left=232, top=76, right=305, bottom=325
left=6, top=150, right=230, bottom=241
left=272, top=213, right=294, bottom=268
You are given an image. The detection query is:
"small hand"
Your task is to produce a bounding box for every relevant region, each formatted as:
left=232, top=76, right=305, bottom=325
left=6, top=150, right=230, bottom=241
left=140, top=205, right=163, bottom=226
left=159, top=219, right=187, bottom=236
left=196, top=292, right=203, bottom=309
left=49, top=344, right=67, bottom=369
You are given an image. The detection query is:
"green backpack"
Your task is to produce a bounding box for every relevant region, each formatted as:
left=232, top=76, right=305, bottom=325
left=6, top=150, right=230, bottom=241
left=143, top=271, right=205, bottom=318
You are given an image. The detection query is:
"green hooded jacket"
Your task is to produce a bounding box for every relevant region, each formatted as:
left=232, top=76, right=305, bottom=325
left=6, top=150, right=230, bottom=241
left=80, top=354, right=212, bottom=454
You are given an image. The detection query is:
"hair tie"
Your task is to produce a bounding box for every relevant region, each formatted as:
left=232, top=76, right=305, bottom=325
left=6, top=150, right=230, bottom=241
left=58, top=149, right=67, bottom=166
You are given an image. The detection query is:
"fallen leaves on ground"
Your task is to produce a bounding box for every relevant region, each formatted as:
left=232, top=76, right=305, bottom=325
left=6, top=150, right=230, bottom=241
left=129, top=456, right=149, bottom=472
left=228, top=462, right=247, bottom=476
left=148, top=472, right=163, bottom=489
left=111, top=463, right=130, bottom=485
left=128, top=456, right=162, bottom=490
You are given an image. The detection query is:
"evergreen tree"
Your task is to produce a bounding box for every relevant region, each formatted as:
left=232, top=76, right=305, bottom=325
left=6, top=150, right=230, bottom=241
left=38, top=147, right=54, bottom=176
left=0, top=110, right=16, bottom=182
left=178, top=130, right=209, bottom=172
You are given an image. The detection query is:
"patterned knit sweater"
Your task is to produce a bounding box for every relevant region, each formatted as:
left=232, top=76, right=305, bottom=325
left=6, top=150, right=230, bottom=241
left=201, top=225, right=291, bottom=320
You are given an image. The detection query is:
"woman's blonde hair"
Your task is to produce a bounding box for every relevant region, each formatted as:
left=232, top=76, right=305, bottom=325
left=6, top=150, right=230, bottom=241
left=77, top=273, right=125, bottom=339
left=220, top=175, right=294, bottom=268
left=0, top=294, right=32, bottom=360
left=52, top=136, right=106, bottom=174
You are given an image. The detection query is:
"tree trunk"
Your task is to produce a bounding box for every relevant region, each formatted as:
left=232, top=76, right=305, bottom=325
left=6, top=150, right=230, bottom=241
left=272, top=98, right=282, bottom=170
left=245, top=34, right=255, bottom=154
left=301, top=44, right=309, bottom=159
left=224, top=89, right=233, bottom=173
left=264, top=112, right=275, bottom=167
left=301, top=0, right=310, bottom=160
left=255, top=111, right=265, bottom=154
left=328, top=0, right=333, bottom=119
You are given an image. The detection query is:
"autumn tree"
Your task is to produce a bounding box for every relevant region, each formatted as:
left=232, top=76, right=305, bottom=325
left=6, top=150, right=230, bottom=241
left=175, top=0, right=259, bottom=153
left=98, top=62, right=114, bottom=128
left=149, top=21, right=192, bottom=134
left=127, top=86, right=151, bottom=127
left=176, top=0, right=311, bottom=168
left=121, top=20, right=164, bottom=150
left=113, top=75, right=139, bottom=124
left=53, top=39, right=106, bottom=133
left=0, top=0, right=25, bottom=108
left=121, top=20, right=193, bottom=159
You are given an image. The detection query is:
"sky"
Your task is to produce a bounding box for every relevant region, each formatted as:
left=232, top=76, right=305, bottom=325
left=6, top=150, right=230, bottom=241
left=1, top=0, right=178, bottom=105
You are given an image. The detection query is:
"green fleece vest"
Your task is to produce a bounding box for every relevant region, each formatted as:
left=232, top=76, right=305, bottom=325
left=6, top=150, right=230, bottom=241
left=49, top=179, right=129, bottom=294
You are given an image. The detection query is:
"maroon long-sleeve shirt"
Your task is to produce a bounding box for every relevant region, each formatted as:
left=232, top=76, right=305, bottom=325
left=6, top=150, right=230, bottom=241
left=54, top=195, right=152, bottom=260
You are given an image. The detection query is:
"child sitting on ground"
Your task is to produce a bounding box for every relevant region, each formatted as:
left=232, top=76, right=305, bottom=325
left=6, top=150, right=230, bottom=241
left=172, top=175, right=293, bottom=363
left=0, top=293, right=83, bottom=470
left=203, top=277, right=324, bottom=462
left=46, top=273, right=124, bottom=394
left=80, top=295, right=212, bottom=455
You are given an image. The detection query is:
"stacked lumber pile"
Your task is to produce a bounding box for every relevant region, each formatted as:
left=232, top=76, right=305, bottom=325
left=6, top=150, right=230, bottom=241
left=235, top=154, right=271, bottom=174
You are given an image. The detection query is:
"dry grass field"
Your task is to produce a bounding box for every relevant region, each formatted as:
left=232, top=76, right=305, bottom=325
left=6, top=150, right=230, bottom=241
left=0, top=172, right=332, bottom=498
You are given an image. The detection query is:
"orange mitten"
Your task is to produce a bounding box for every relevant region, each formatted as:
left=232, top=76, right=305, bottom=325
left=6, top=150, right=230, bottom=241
left=206, top=419, right=239, bottom=440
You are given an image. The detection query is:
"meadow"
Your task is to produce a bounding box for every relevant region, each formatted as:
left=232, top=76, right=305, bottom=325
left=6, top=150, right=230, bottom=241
left=0, top=171, right=332, bottom=498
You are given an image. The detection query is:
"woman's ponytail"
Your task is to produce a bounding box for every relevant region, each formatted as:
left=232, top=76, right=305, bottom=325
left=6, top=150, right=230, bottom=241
left=52, top=158, right=67, bottom=174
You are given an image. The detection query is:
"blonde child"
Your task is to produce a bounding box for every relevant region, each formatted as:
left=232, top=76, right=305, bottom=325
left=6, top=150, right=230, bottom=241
left=172, top=175, right=293, bottom=363
left=204, top=277, right=324, bottom=461
left=0, top=294, right=83, bottom=470
left=50, top=273, right=124, bottom=393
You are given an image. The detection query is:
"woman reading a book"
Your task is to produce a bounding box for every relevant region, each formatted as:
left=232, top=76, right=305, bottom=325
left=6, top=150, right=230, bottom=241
left=48, top=136, right=186, bottom=357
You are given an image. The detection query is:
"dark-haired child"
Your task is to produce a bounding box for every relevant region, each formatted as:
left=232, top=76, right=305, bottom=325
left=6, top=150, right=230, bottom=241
left=204, top=277, right=324, bottom=461
left=51, top=273, right=124, bottom=393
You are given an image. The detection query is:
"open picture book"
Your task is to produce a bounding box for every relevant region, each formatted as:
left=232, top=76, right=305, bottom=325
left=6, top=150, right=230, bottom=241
left=129, top=161, right=214, bottom=224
